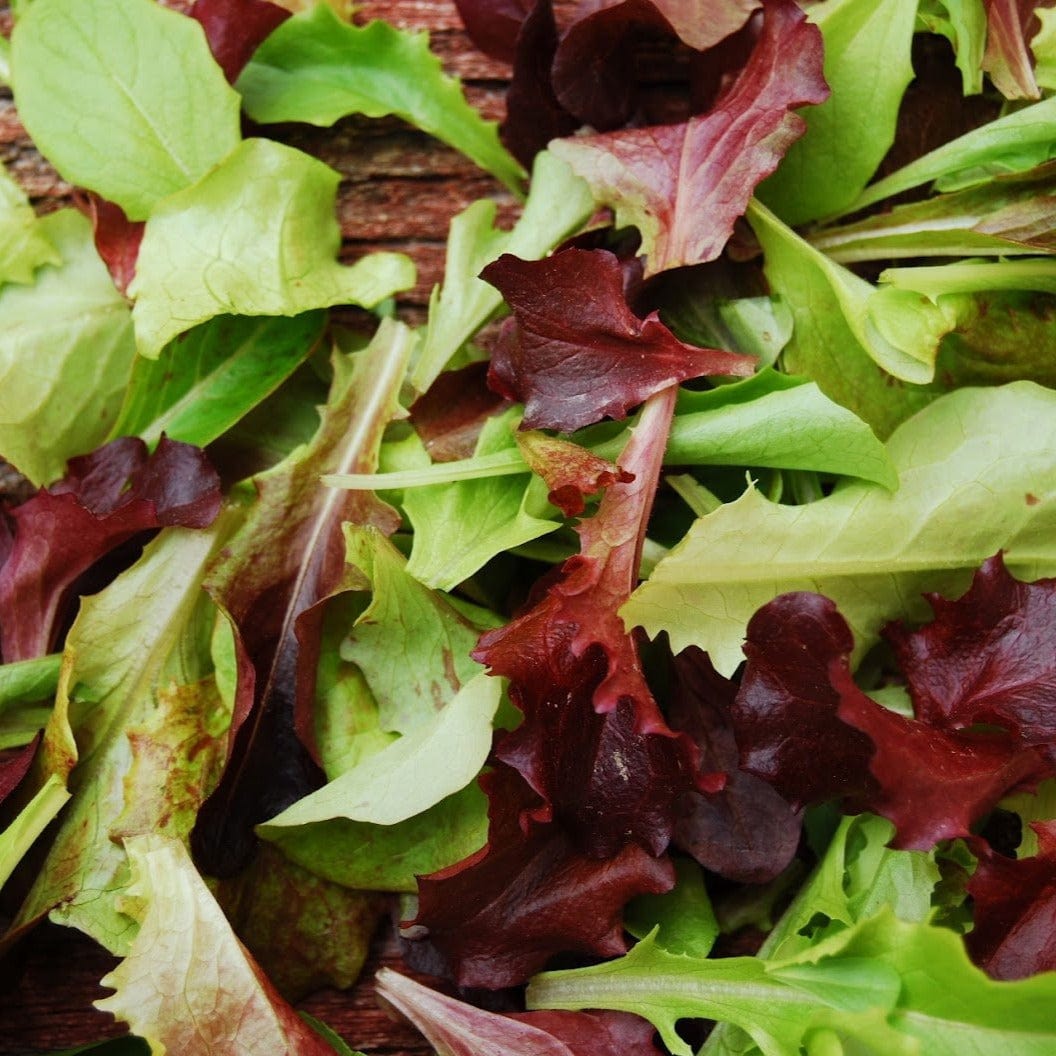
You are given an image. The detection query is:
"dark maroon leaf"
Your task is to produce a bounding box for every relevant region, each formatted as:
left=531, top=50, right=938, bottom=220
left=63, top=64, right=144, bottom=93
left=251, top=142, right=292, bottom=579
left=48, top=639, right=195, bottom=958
left=982, top=0, right=1042, bottom=100
left=966, top=820, right=1056, bottom=979
left=549, top=0, right=828, bottom=274
left=0, top=437, right=221, bottom=662
left=191, top=331, right=407, bottom=878
left=375, top=965, right=664, bottom=1055
left=409, top=361, right=510, bottom=463
left=515, top=431, right=632, bottom=517
left=80, top=194, right=143, bottom=295
left=474, top=387, right=697, bottom=856
left=732, top=585, right=1052, bottom=850
left=668, top=647, right=800, bottom=883
left=731, top=593, right=877, bottom=808
left=483, top=249, right=754, bottom=432
left=409, top=767, right=675, bottom=988
left=835, top=669, right=1048, bottom=850
left=191, top=0, right=291, bottom=83
left=452, top=0, right=535, bottom=62
left=885, top=554, right=1056, bottom=762
left=0, top=737, right=40, bottom=808
left=501, top=0, right=579, bottom=167
left=552, top=0, right=677, bottom=130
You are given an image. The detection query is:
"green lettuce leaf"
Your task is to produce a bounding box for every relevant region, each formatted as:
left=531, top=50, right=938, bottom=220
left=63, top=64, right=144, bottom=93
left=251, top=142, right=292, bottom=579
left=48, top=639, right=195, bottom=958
left=623, top=382, right=1056, bottom=675
left=110, top=312, right=325, bottom=447
left=917, top=0, right=987, bottom=95
left=95, top=835, right=343, bottom=1055
left=748, top=199, right=949, bottom=436
left=411, top=150, right=594, bottom=394
left=589, top=370, right=898, bottom=489
left=10, top=517, right=237, bottom=954
left=1035, top=6, right=1056, bottom=89
left=237, top=4, right=524, bottom=192
left=129, top=138, right=415, bottom=358
left=0, top=162, right=59, bottom=286
left=403, top=409, right=558, bottom=590
left=747, top=199, right=963, bottom=394
left=259, top=670, right=500, bottom=829
left=849, top=94, right=1056, bottom=214
left=809, top=163, right=1056, bottom=263
left=0, top=210, right=136, bottom=484
left=214, top=844, right=383, bottom=1000
left=759, top=0, right=919, bottom=225
left=530, top=907, right=1056, bottom=1056
left=339, top=525, right=498, bottom=734
left=260, top=782, right=489, bottom=893
left=881, top=257, right=1056, bottom=298
left=11, top=0, right=241, bottom=220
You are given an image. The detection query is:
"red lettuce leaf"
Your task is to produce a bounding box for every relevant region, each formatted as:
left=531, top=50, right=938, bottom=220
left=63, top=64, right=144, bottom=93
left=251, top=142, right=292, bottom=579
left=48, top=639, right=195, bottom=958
left=475, top=386, right=697, bottom=855
left=191, top=0, right=292, bottom=83
left=482, top=249, right=753, bottom=432
left=0, top=437, right=221, bottom=662
left=885, top=554, right=1056, bottom=762
left=551, top=0, right=760, bottom=129
left=410, top=387, right=691, bottom=985
left=191, top=324, right=409, bottom=878
left=452, top=0, right=536, bottom=63
left=0, top=737, right=40, bottom=808
left=550, top=0, right=828, bottom=275
left=501, top=0, right=579, bottom=167
left=668, top=646, right=800, bottom=884
left=982, top=0, right=1042, bottom=100
left=730, top=593, right=877, bottom=808
left=409, top=767, right=675, bottom=988
left=81, top=194, right=144, bottom=295
left=375, top=966, right=663, bottom=1055
left=731, top=586, right=1052, bottom=850
left=409, top=361, right=510, bottom=463
left=966, top=821, right=1056, bottom=979
left=515, top=431, right=632, bottom=517
left=835, top=672, right=1048, bottom=850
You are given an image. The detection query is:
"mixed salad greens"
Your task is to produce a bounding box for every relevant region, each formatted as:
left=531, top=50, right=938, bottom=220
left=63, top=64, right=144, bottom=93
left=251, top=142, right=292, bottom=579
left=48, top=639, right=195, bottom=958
left=2, top=0, right=1056, bottom=1052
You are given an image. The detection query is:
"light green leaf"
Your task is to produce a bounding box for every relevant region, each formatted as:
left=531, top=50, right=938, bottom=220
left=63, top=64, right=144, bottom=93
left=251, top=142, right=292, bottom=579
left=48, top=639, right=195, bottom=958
left=260, top=670, right=500, bottom=829
left=751, top=200, right=959, bottom=386
left=1035, top=6, right=1056, bottom=89
left=0, top=653, right=60, bottom=709
left=340, top=526, right=498, bottom=734
left=759, top=0, right=919, bottom=225
left=848, top=94, right=1056, bottom=215
left=95, top=835, right=341, bottom=1055
left=0, top=162, right=59, bottom=286
left=0, top=775, right=70, bottom=893
left=624, top=858, right=720, bottom=959
left=11, top=519, right=237, bottom=954
left=591, top=371, right=898, bottom=488
left=623, top=382, right=1056, bottom=675
left=917, top=0, right=987, bottom=95
left=882, top=257, right=1056, bottom=298
left=110, top=312, right=325, bottom=447
left=0, top=209, right=136, bottom=484
left=11, top=0, right=241, bottom=220
left=238, top=5, right=524, bottom=192
left=810, top=163, right=1056, bottom=263
left=528, top=920, right=908, bottom=1056
left=411, top=151, right=594, bottom=394
left=129, top=138, right=415, bottom=358
left=403, top=409, right=558, bottom=590
left=748, top=199, right=946, bottom=437
left=261, top=781, right=488, bottom=893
